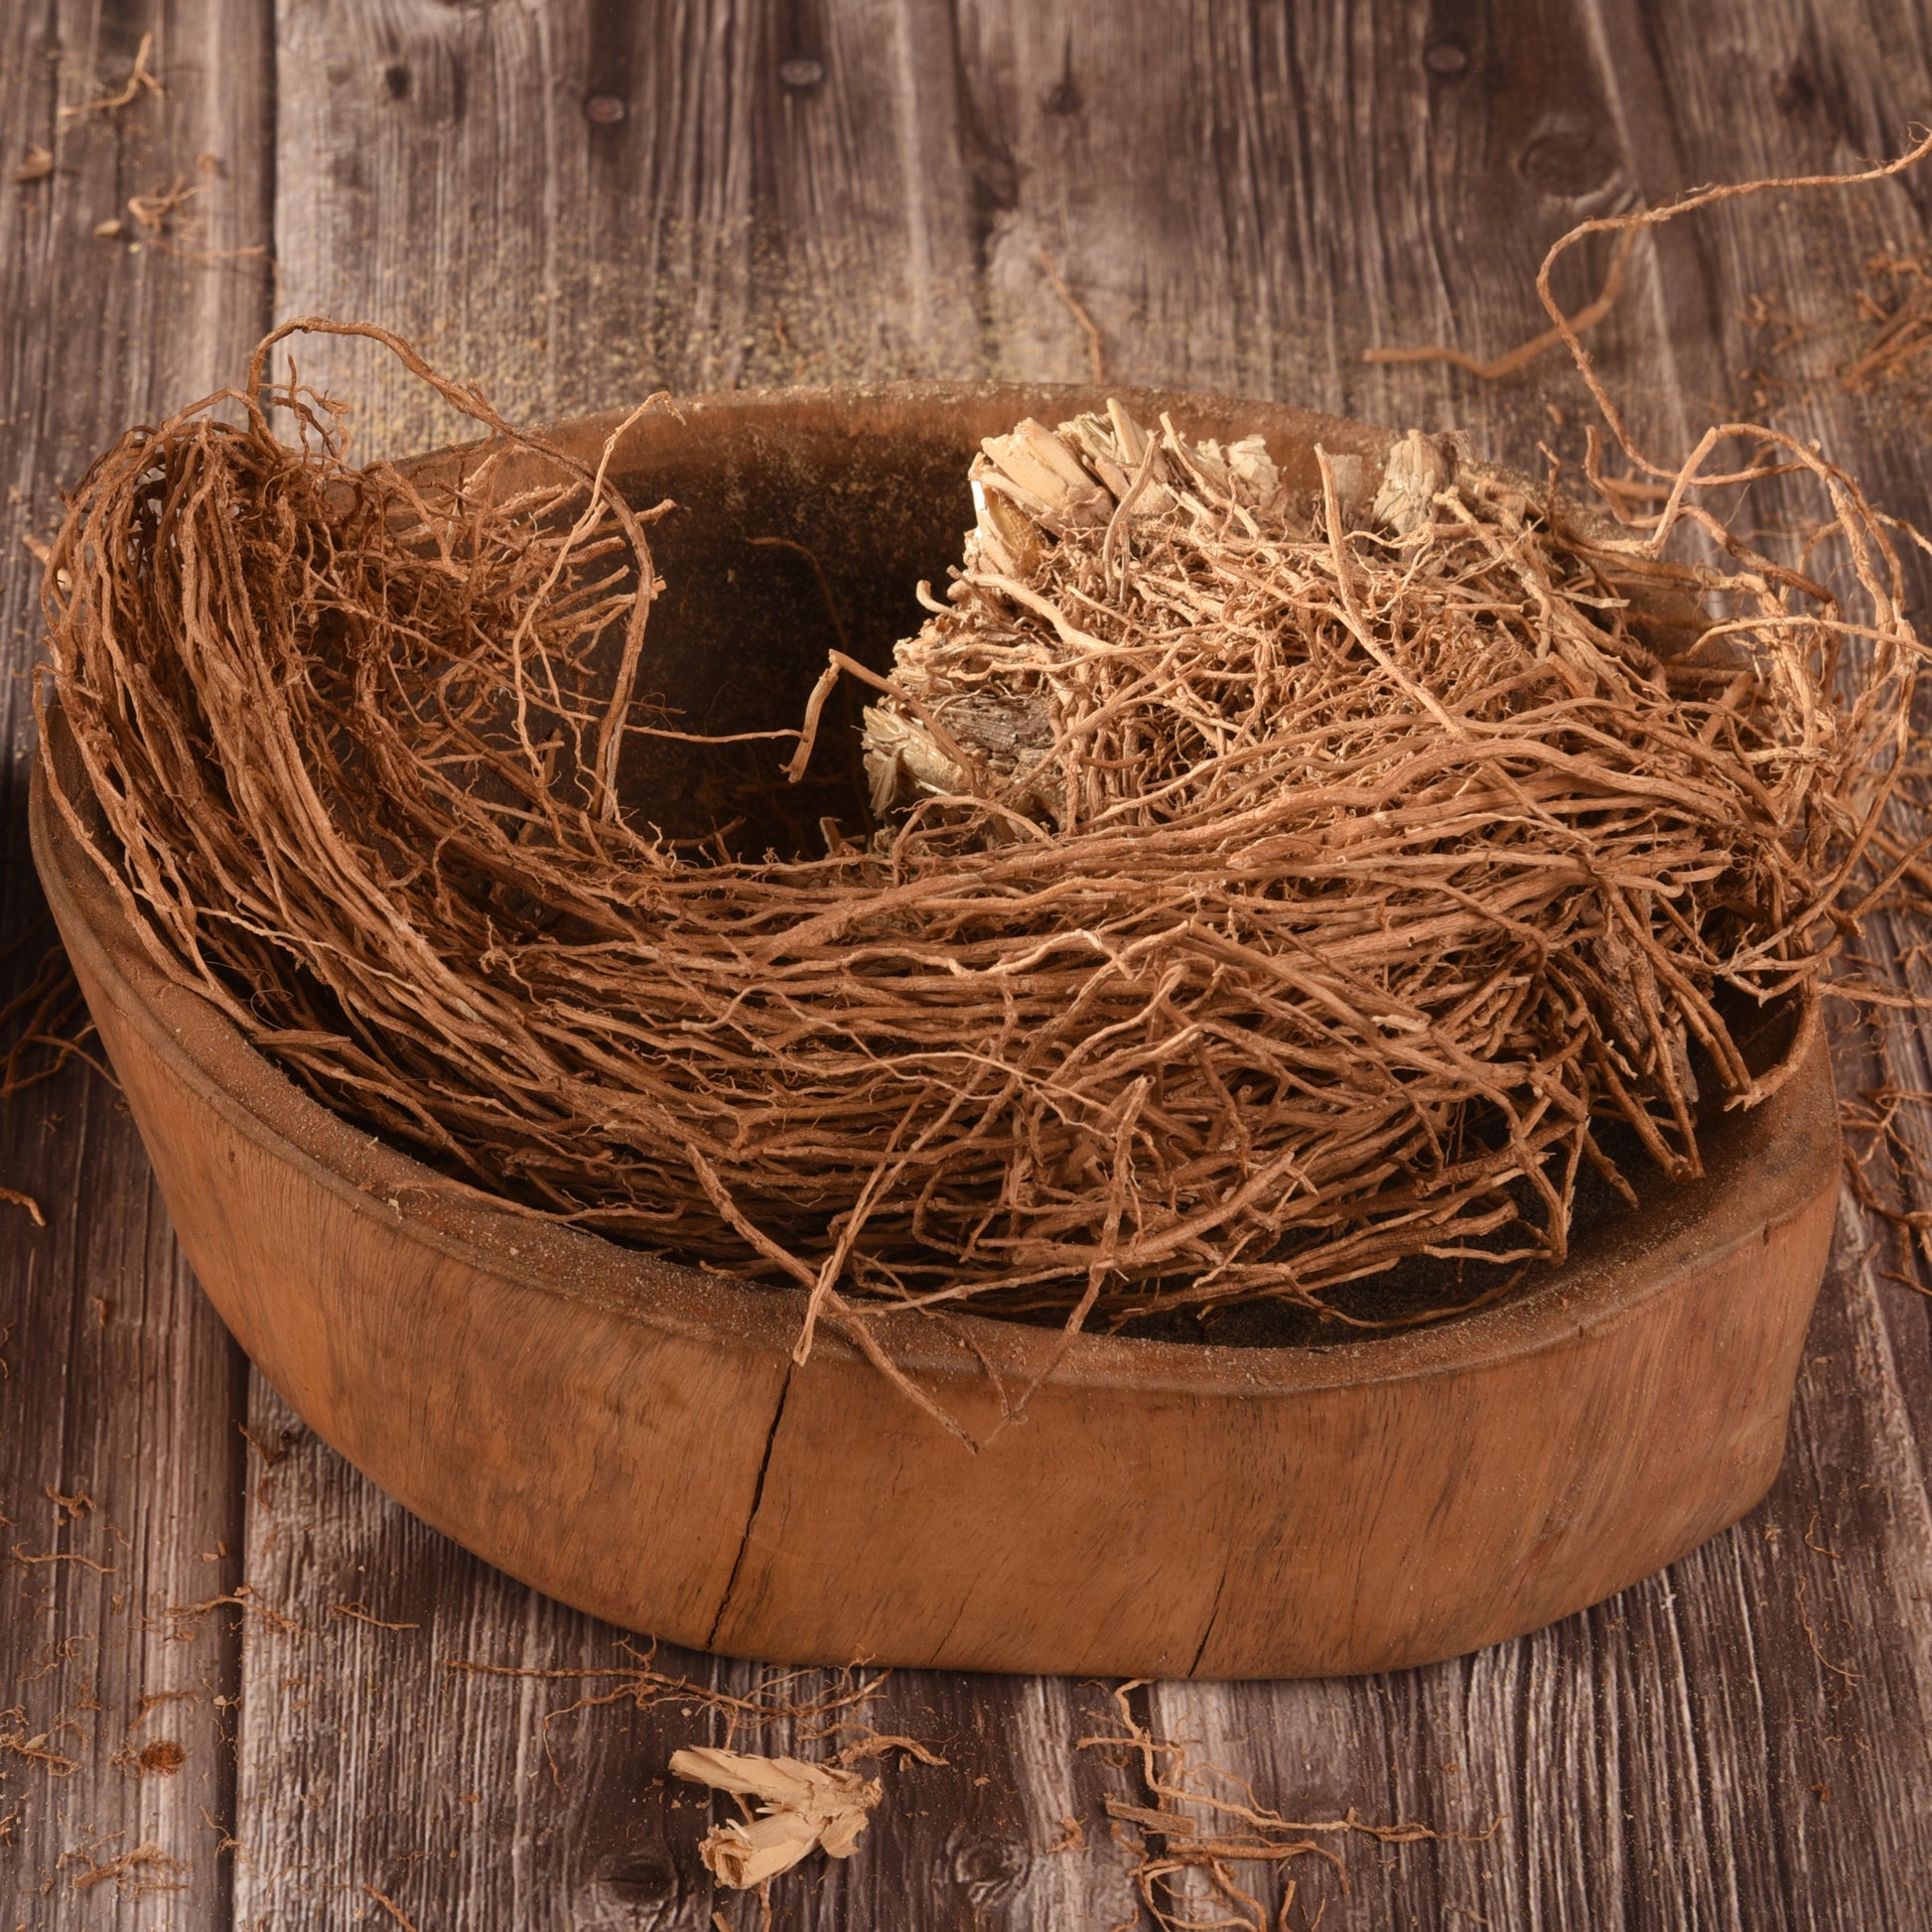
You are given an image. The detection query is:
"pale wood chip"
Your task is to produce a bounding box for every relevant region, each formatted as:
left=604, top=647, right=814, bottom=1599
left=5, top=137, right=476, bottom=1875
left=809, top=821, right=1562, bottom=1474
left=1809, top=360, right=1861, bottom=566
left=669, top=1744, right=883, bottom=1888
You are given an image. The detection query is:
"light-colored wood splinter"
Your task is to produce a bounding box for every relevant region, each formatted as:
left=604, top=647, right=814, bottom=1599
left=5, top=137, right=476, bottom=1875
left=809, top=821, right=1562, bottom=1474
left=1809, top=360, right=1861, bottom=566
left=670, top=1745, right=884, bottom=1888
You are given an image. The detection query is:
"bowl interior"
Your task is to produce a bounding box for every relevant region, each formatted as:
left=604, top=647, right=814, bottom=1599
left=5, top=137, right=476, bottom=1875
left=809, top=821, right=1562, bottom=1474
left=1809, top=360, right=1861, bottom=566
left=462, top=389, right=1804, bottom=1340
left=598, top=412, right=971, bottom=852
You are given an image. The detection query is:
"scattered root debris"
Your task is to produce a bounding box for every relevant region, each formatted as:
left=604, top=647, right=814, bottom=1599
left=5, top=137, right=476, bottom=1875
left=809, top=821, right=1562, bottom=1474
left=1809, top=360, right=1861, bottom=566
left=1739, top=244, right=1932, bottom=415
left=1038, top=245, right=1107, bottom=382
left=0, top=1709, right=83, bottom=1778
left=1841, top=248, right=1932, bottom=392
left=1082, top=1686, right=1488, bottom=1932
left=79, top=166, right=269, bottom=272
left=361, top=1881, right=423, bottom=1931
left=237, top=1421, right=298, bottom=1467
left=1046, top=1812, right=1086, bottom=1855
left=327, top=1600, right=421, bottom=1631
left=64, top=1835, right=183, bottom=1894
left=58, top=32, right=163, bottom=122
left=11, top=1544, right=116, bottom=1575
left=671, top=1745, right=883, bottom=1887
left=197, top=1803, right=243, bottom=1860
left=127, top=1688, right=200, bottom=1732
left=236, top=1419, right=302, bottom=1506
left=0, top=919, right=113, bottom=1229
left=0, top=923, right=105, bottom=1101
left=1842, top=1069, right=1932, bottom=1272
left=156, top=1584, right=301, bottom=1641
left=1368, top=132, right=1932, bottom=414
left=110, top=1735, right=186, bottom=1778
left=1363, top=226, right=1636, bottom=382
left=445, top=1646, right=937, bottom=1787
left=125, top=175, right=203, bottom=242
left=1740, top=290, right=1810, bottom=359
left=13, top=145, right=53, bottom=185
left=0, top=1186, right=45, bottom=1227
left=1794, top=1576, right=1862, bottom=1688
left=451, top=1647, right=947, bottom=1896
left=12, top=1636, right=92, bottom=1685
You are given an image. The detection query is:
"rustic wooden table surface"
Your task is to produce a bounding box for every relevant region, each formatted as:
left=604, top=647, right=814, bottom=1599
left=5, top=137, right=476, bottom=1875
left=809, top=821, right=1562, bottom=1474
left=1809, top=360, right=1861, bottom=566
left=5, top=4, right=1932, bottom=1927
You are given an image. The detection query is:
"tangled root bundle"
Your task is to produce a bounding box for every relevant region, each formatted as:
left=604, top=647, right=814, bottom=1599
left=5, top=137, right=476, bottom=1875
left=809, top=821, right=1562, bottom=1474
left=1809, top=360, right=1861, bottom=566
left=41, top=321, right=1923, bottom=1344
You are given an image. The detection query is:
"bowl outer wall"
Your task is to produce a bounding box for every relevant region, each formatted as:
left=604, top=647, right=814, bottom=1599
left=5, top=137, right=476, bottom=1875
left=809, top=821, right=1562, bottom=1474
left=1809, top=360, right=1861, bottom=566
left=29, top=382, right=1842, bottom=1677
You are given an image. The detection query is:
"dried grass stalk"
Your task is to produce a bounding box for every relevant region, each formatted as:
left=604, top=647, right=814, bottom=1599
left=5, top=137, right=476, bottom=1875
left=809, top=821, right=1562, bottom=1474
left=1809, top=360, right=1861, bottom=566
left=39, top=317, right=1923, bottom=1342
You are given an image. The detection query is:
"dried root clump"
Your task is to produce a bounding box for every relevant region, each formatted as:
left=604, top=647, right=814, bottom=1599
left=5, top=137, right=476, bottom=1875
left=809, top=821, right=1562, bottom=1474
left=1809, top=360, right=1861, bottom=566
left=836, top=401, right=1917, bottom=1318
left=41, top=320, right=1924, bottom=1347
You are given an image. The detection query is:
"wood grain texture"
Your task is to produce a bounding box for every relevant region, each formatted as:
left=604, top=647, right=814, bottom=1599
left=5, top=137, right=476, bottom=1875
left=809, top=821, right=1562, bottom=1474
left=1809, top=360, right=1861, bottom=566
left=0, top=2, right=271, bottom=1926
left=7, top=0, right=1932, bottom=1924
left=271, top=0, right=983, bottom=462
left=953, top=0, right=1697, bottom=447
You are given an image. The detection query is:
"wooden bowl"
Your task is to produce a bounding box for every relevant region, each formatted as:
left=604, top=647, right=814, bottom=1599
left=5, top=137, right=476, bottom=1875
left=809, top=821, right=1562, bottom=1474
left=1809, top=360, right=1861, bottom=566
left=31, top=385, right=1842, bottom=1679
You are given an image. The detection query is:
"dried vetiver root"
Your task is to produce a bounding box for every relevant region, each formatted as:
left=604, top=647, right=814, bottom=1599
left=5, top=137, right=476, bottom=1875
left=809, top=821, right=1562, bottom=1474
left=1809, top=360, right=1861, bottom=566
left=40, top=318, right=1923, bottom=1351
left=824, top=398, right=1916, bottom=1315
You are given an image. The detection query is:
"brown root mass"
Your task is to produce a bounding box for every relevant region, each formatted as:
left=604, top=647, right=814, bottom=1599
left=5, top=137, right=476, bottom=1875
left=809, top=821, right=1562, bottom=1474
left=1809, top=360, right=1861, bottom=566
left=39, top=319, right=1923, bottom=1339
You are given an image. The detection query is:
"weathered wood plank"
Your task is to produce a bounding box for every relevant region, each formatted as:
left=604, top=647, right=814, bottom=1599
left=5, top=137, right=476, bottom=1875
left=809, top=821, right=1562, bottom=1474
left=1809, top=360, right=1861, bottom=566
left=950, top=3, right=1932, bottom=1932
left=270, top=0, right=982, bottom=463
left=741, top=0, right=983, bottom=386
left=952, top=0, right=1699, bottom=451
left=0, top=2, right=273, bottom=1926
